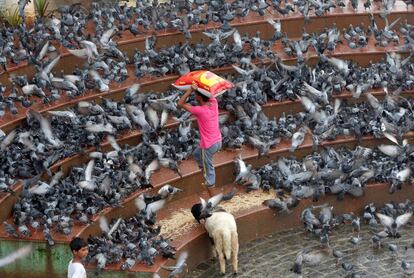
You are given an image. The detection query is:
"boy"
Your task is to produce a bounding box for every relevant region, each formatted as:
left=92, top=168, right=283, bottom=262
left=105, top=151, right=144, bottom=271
left=68, top=237, right=88, bottom=278
left=178, top=83, right=222, bottom=195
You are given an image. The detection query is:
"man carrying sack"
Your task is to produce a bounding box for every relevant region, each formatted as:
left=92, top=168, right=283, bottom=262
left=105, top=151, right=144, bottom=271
left=178, top=82, right=222, bottom=196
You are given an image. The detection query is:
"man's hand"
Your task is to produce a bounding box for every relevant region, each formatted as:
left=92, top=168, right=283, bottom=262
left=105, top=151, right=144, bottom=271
left=177, top=84, right=195, bottom=112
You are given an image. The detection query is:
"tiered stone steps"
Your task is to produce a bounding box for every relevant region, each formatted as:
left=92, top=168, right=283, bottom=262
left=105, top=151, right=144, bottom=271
left=1, top=132, right=414, bottom=278
left=0, top=1, right=413, bottom=277
left=1, top=132, right=414, bottom=242
left=1, top=84, right=413, bottom=223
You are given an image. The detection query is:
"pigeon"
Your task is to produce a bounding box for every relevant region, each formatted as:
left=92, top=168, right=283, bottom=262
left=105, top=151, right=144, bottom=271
left=199, top=189, right=236, bottom=218
left=376, top=212, right=412, bottom=237
left=157, top=184, right=183, bottom=199
left=3, top=222, right=19, bottom=238
left=161, top=251, right=188, bottom=278
left=0, top=245, right=32, bottom=268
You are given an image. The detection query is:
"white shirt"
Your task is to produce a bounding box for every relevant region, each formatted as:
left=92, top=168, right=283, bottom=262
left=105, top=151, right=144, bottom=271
left=68, top=260, right=87, bottom=278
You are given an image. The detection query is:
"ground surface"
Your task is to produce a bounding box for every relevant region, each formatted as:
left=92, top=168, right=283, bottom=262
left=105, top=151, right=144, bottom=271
left=188, top=220, right=414, bottom=278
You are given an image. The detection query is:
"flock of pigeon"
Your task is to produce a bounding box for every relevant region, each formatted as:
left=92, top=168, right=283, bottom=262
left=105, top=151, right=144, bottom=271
left=132, top=15, right=409, bottom=77
left=1, top=16, right=411, bottom=118
left=1, top=47, right=413, bottom=190
left=1, top=56, right=413, bottom=243
left=238, top=140, right=412, bottom=205
left=0, top=0, right=412, bottom=275
left=287, top=201, right=414, bottom=276
left=0, top=0, right=413, bottom=117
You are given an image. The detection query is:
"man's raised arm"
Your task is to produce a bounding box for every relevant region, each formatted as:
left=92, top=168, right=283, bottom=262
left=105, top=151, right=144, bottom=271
left=177, top=83, right=197, bottom=112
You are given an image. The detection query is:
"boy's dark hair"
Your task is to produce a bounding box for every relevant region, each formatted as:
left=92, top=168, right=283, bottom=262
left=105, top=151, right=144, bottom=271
left=70, top=237, right=87, bottom=252
left=195, top=90, right=210, bottom=102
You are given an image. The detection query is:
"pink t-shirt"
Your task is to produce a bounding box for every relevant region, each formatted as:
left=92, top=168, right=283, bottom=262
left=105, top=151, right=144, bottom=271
left=190, top=98, right=222, bottom=149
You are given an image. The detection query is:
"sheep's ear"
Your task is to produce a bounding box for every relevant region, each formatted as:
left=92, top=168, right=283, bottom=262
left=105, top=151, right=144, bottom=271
left=200, top=197, right=207, bottom=209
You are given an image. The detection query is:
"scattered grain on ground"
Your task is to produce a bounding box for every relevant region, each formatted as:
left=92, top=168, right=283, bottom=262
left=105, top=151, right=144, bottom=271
left=160, top=189, right=274, bottom=238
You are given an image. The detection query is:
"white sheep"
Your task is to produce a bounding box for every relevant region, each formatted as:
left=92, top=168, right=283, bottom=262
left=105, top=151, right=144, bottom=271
left=191, top=204, right=239, bottom=275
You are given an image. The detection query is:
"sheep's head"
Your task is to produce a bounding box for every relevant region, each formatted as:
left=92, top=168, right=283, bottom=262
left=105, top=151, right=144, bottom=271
left=191, top=203, right=203, bottom=223
left=191, top=203, right=212, bottom=223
